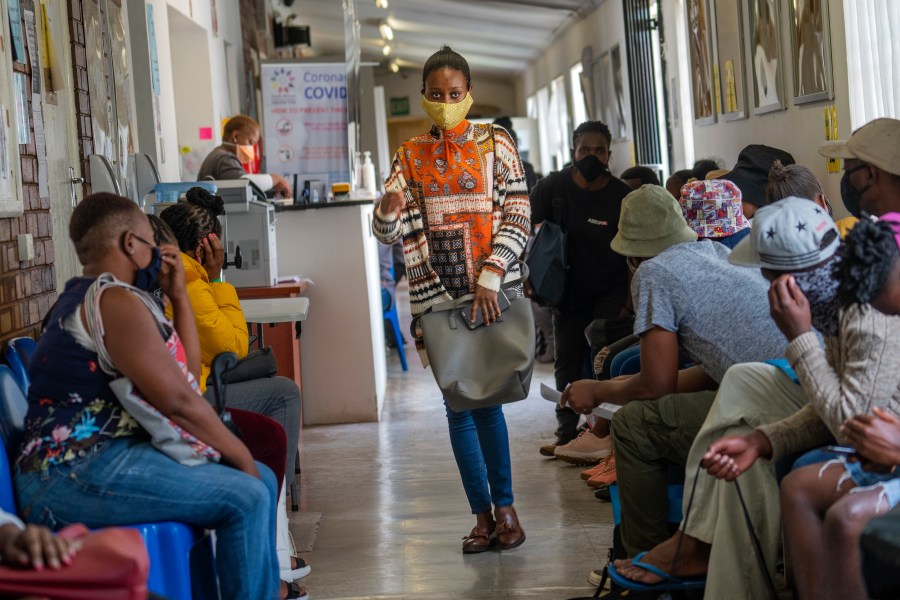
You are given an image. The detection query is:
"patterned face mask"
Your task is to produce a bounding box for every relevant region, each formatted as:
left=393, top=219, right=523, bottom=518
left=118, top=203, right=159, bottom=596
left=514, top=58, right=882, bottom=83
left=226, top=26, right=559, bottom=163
left=421, top=93, right=474, bottom=130
left=792, top=258, right=841, bottom=337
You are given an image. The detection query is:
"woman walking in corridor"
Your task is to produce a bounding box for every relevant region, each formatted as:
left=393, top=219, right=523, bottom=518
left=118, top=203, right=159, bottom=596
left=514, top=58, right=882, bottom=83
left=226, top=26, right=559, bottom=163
left=372, top=46, right=531, bottom=553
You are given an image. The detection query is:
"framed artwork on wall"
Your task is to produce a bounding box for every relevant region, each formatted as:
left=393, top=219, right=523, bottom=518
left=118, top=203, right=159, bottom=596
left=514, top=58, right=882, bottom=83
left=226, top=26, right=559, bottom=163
left=710, top=0, right=748, bottom=120
left=748, top=0, right=786, bottom=115
left=686, top=0, right=715, bottom=125
left=788, top=0, right=834, bottom=104
left=609, top=44, right=629, bottom=140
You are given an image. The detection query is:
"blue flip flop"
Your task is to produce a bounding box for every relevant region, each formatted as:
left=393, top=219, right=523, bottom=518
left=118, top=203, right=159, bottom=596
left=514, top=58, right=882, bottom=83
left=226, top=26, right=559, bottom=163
left=608, top=551, right=706, bottom=592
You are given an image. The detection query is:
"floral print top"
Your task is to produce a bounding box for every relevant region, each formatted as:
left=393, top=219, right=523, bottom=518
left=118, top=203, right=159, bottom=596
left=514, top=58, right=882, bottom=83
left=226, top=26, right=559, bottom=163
left=16, top=277, right=198, bottom=473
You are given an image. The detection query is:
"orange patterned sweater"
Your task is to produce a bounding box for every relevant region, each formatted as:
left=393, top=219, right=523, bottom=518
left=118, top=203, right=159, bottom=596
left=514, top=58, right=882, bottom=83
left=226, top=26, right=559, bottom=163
left=373, top=121, right=531, bottom=321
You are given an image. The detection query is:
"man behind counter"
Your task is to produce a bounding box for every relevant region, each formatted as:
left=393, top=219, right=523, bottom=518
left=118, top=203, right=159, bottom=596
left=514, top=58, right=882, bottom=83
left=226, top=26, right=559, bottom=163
left=198, top=115, right=291, bottom=198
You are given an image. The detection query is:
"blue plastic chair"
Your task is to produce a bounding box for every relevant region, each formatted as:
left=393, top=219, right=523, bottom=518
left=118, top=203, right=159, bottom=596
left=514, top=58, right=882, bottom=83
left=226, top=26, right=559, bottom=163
left=0, top=364, right=217, bottom=600
left=382, top=267, right=408, bottom=371
left=4, top=337, right=35, bottom=395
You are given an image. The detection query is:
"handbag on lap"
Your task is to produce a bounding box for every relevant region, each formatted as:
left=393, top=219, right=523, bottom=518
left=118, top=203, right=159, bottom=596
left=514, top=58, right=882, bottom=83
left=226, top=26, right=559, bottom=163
left=416, top=261, right=535, bottom=412
left=0, top=524, right=149, bottom=600
left=84, top=274, right=222, bottom=466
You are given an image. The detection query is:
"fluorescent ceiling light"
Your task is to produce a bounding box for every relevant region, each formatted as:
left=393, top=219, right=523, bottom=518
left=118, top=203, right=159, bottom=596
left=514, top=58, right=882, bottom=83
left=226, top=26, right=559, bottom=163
left=382, top=44, right=392, bottom=56
left=379, top=22, right=394, bottom=41
left=389, top=60, right=399, bottom=73
left=375, top=0, right=388, bottom=8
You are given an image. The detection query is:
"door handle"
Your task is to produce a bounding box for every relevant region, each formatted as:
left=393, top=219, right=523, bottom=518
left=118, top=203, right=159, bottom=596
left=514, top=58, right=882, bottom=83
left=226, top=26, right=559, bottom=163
left=69, top=167, right=84, bottom=208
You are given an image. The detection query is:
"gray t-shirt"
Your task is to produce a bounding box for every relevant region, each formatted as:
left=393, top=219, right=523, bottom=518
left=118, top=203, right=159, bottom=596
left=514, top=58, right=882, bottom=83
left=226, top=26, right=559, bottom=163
left=632, top=240, right=786, bottom=383
left=197, top=147, right=247, bottom=181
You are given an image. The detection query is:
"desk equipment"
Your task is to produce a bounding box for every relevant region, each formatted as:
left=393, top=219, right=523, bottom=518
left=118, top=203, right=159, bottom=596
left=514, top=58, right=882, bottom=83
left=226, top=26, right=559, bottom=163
left=216, top=180, right=278, bottom=288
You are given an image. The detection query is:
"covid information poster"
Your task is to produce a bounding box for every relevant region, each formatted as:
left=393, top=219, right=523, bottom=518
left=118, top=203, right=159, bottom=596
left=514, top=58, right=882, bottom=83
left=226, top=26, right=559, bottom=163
left=260, top=62, right=349, bottom=201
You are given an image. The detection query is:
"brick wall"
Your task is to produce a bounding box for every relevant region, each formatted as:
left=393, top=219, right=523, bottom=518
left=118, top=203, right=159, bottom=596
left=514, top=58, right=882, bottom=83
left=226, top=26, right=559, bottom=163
left=69, top=0, right=93, bottom=195
left=0, top=0, right=58, bottom=344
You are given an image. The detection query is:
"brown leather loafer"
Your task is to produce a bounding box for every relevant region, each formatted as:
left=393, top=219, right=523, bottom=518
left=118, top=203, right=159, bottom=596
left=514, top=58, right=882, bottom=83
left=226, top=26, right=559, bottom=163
left=494, top=505, right=525, bottom=550
left=462, top=511, right=495, bottom=554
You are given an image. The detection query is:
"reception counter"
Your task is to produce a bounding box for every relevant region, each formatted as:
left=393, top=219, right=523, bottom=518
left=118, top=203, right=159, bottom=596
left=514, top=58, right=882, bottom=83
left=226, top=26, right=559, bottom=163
left=274, top=201, right=387, bottom=425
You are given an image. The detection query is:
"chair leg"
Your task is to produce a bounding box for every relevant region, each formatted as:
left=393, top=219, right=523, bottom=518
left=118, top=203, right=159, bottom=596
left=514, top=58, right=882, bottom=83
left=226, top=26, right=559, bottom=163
left=290, top=478, right=299, bottom=512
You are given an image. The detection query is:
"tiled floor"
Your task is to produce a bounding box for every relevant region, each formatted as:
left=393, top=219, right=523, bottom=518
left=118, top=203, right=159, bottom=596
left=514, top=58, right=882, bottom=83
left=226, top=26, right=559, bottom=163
left=291, top=287, right=612, bottom=600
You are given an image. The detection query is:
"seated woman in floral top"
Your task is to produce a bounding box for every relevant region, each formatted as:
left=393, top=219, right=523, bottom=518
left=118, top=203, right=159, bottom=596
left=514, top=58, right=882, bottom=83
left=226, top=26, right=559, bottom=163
left=14, top=193, right=283, bottom=599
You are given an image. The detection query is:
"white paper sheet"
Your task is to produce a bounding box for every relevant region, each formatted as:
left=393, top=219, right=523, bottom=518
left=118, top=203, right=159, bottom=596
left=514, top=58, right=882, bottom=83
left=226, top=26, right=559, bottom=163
left=539, top=381, right=621, bottom=419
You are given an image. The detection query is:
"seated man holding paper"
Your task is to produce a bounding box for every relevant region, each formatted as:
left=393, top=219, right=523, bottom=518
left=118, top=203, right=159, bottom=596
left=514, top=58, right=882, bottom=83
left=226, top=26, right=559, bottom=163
left=561, top=181, right=788, bottom=557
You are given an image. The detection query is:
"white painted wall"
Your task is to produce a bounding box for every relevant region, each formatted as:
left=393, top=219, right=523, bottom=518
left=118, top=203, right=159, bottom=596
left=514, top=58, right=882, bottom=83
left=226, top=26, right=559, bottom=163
left=374, top=72, right=518, bottom=119
left=521, top=0, right=633, bottom=175
left=137, top=0, right=244, bottom=181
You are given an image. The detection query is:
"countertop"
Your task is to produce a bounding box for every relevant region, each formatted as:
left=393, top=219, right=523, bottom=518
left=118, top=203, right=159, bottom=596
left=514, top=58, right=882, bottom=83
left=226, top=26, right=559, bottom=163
left=274, top=199, right=375, bottom=212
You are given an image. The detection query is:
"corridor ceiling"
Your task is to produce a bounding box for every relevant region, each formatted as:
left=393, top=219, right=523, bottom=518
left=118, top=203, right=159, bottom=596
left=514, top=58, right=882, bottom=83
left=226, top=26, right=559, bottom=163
left=273, top=0, right=601, bottom=77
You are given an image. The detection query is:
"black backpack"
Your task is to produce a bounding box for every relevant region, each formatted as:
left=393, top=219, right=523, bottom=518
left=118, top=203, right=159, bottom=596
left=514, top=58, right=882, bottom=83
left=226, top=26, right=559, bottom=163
left=526, top=175, right=568, bottom=308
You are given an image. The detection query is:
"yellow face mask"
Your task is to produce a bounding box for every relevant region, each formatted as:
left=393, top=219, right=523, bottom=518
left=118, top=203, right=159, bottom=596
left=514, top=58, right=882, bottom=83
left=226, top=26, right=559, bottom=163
left=421, top=93, right=474, bottom=130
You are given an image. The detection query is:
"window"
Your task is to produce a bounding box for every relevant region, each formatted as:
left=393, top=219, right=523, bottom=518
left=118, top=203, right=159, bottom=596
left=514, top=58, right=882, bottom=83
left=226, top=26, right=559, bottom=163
left=549, top=75, right=570, bottom=170
left=844, top=0, right=900, bottom=129
left=570, top=62, right=588, bottom=129
left=532, top=86, right=552, bottom=175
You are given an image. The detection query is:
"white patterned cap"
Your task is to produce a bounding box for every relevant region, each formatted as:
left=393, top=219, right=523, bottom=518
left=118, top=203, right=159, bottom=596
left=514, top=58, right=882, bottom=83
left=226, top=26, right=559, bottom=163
left=729, top=196, right=840, bottom=270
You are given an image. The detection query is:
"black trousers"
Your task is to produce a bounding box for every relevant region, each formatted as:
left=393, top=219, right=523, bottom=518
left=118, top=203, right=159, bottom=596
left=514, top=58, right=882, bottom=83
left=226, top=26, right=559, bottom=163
left=551, top=294, right=627, bottom=442
left=552, top=309, right=593, bottom=442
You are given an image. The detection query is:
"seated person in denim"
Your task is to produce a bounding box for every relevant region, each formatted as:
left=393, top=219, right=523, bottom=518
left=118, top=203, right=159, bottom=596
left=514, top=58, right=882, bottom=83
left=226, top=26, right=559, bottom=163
left=775, top=215, right=900, bottom=600
left=158, top=188, right=301, bottom=480
left=14, top=193, right=283, bottom=599
left=153, top=198, right=308, bottom=585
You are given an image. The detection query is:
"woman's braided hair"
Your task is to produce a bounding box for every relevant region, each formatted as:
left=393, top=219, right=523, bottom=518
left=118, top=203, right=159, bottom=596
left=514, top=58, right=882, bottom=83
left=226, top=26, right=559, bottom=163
left=835, top=216, right=900, bottom=308
left=159, top=187, right=224, bottom=254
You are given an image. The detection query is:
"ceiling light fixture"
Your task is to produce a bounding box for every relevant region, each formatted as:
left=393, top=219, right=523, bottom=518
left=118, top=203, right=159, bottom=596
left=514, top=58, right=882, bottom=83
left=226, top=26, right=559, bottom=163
left=379, top=22, right=394, bottom=41
left=389, top=60, right=399, bottom=73
left=382, top=44, right=392, bottom=56
left=375, top=0, right=388, bottom=8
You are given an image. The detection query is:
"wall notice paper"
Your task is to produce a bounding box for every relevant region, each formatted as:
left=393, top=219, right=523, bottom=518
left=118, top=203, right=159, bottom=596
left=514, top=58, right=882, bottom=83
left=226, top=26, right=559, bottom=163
left=260, top=62, right=349, bottom=199
left=23, top=10, right=38, bottom=94
left=0, top=106, right=9, bottom=180
left=539, top=382, right=620, bottom=420
left=7, top=0, right=25, bottom=64
left=13, top=73, right=29, bottom=146
left=32, top=94, right=47, bottom=197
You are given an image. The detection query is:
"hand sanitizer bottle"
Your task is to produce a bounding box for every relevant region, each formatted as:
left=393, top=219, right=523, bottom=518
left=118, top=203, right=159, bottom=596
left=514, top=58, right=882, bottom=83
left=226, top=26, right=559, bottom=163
left=362, top=151, right=377, bottom=194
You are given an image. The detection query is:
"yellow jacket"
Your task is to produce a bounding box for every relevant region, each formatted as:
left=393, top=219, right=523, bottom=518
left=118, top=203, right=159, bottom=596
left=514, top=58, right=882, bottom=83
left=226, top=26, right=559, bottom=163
left=166, top=253, right=249, bottom=392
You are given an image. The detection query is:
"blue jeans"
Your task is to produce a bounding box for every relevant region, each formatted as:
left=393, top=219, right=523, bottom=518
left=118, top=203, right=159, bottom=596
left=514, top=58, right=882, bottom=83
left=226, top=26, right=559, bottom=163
left=445, top=403, right=514, bottom=514
left=15, top=437, right=279, bottom=600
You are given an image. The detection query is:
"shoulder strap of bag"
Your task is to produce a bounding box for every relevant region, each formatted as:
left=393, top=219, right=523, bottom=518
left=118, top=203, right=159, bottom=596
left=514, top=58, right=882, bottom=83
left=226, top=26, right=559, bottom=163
left=84, top=274, right=171, bottom=376
left=548, top=171, right=568, bottom=231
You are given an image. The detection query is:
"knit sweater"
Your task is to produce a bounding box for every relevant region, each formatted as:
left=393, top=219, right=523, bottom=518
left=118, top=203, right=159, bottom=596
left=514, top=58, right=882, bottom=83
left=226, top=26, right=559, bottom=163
left=372, top=121, right=530, bottom=320
left=758, top=306, right=900, bottom=460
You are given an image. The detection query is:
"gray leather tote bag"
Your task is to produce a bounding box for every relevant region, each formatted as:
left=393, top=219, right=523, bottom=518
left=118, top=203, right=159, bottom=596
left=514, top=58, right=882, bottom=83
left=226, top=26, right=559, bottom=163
left=418, top=261, right=535, bottom=412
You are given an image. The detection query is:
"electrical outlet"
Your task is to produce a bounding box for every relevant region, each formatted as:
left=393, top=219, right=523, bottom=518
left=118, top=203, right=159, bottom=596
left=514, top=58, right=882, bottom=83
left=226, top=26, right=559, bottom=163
left=17, top=233, right=34, bottom=262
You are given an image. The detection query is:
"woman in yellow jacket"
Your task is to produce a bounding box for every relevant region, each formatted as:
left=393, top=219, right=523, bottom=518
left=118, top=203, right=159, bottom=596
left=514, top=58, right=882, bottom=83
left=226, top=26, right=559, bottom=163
left=157, top=188, right=307, bottom=586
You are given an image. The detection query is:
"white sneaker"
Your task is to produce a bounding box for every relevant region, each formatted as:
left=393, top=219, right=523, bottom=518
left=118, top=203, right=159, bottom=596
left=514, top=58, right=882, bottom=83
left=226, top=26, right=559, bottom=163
left=587, top=567, right=610, bottom=589
left=553, top=430, right=612, bottom=465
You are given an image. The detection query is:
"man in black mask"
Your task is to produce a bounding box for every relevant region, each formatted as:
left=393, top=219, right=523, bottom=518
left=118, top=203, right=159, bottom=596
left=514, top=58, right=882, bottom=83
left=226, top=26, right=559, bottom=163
left=530, top=121, right=633, bottom=459
left=819, top=117, right=900, bottom=218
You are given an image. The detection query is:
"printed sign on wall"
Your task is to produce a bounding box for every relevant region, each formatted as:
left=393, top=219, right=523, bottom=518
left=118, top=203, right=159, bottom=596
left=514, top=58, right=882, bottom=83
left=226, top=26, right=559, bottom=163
left=260, top=63, right=349, bottom=199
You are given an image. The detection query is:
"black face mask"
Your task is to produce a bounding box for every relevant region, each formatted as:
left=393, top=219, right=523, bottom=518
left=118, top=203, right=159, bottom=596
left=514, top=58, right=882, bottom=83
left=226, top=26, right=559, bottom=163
left=840, top=166, right=870, bottom=218
left=133, top=247, right=162, bottom=292
left=573, top=154, right=610, bottom=183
